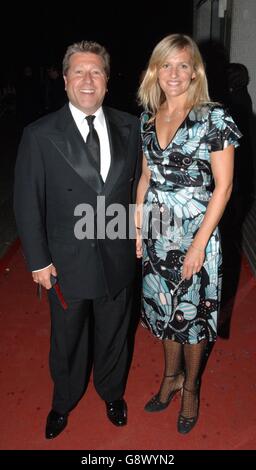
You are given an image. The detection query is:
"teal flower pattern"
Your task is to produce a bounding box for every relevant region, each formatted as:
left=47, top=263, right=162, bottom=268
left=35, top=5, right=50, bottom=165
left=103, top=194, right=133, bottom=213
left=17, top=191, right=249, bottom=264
left=141, top=104, right=242, bottom=343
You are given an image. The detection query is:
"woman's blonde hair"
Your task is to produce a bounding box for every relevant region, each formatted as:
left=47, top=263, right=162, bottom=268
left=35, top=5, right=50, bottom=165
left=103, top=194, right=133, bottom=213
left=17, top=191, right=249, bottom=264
left=138, top=34, right=210, bottom=116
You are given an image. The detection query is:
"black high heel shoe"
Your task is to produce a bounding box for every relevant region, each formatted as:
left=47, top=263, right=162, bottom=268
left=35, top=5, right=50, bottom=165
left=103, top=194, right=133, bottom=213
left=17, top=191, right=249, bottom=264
left=177, top=385, right=199, bottom=434
left=144, top=371, right=184, bottom=412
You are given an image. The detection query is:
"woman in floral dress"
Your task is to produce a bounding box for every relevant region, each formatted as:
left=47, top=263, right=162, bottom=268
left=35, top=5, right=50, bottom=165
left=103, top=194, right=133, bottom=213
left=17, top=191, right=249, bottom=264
left=135, top=34, right=241, bottom=434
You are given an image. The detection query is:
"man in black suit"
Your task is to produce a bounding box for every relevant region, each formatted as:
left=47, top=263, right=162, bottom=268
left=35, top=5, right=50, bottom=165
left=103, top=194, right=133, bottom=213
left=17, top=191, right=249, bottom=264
left=14, top=41, right=141, bottom=439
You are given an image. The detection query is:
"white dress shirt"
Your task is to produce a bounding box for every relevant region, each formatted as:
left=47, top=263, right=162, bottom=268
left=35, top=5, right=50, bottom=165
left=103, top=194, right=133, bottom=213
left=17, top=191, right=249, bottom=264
left=69, top=102, right=111, bottom=182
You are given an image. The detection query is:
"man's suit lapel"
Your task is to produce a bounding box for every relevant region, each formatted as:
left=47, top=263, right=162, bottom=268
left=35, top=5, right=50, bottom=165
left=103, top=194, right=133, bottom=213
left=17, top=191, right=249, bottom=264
left=48, top=105, right=130, bottom=197
left=102, top=107, right=129, bottom=199
left=50, top=105, right=103, bottom=193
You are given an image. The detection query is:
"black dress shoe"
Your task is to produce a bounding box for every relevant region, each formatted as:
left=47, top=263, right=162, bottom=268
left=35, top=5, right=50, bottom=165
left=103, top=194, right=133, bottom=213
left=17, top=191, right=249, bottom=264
left=145, top=371, right=184, bottom=412
left=177, top=385, right=199, bottom=434
left=45, top=409, right=68, bottom=439
left=105, top=399, right=127, bottom=426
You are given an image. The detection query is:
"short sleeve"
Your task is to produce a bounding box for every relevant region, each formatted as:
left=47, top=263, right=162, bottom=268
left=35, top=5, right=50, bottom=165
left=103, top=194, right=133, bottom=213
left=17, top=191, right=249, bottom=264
left=207, top=106, right=243, bottom=152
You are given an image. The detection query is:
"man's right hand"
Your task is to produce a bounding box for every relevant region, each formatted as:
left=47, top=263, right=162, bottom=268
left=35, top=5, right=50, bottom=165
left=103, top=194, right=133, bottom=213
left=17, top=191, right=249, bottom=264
left=32, top=265, right=58, bottom=289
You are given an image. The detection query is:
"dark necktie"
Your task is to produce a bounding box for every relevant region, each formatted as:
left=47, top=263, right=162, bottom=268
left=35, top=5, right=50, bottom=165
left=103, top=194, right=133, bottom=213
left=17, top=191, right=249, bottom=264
left=85, top=115, right=101, bottom=173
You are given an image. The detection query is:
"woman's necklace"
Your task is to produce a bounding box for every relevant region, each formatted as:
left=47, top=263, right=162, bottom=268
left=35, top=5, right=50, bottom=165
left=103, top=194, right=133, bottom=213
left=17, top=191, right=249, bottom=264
left=162, top=109, right=184, bottom=123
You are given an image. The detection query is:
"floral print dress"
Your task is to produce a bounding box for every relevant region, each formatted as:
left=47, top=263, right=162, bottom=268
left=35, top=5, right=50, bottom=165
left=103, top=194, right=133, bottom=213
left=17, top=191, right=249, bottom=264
left=141, top=104, right=242, bottom=344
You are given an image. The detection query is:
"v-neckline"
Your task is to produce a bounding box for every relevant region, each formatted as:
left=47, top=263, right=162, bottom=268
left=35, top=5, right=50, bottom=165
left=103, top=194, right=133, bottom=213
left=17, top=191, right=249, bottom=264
left=154, top=109, right=191, bottom=151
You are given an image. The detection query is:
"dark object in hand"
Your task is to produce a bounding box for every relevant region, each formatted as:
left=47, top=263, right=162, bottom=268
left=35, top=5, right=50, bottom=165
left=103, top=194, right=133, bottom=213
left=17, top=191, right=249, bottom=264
left=37, top=275, right=68, bottom=310
left=50, top=275, right=68, bottom=310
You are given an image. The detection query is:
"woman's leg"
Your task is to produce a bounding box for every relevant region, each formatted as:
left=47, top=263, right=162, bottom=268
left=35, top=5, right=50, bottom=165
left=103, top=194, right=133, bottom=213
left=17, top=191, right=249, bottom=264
left=158, top=339, right=184, bottom=402
left=178, top=340, right=207, bottom=433
left=145, top=338, right=184, bottom=411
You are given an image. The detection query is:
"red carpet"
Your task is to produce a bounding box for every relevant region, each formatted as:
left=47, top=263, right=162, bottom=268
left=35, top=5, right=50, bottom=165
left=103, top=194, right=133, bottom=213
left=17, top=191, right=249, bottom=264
left=0, top=243, right=256, bottom=450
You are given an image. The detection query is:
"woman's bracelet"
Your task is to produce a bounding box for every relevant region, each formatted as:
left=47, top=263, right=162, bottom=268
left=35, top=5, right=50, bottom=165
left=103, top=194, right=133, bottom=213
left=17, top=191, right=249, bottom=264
left=136, top=226, right=142, bottom=230
left=191, top=242, right=205, bottom=253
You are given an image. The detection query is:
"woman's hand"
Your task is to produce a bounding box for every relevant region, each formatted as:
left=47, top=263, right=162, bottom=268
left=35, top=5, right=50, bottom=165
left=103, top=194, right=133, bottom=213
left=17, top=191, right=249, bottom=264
left=136, top=228, right=143, bottom=258
left=182, top=244, right=205, bottom=280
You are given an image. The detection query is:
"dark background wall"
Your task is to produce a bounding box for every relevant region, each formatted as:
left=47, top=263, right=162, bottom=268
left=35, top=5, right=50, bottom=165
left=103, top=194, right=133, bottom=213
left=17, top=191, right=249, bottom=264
left=1, top=2, right=193, bottom=113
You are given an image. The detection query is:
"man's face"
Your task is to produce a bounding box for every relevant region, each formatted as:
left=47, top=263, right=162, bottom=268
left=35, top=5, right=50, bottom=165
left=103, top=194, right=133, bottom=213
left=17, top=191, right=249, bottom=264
left=64, top=52, right=108, bottom=114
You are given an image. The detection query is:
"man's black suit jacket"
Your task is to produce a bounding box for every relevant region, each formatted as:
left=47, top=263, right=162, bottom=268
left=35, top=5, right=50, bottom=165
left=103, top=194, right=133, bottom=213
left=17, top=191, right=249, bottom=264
left=14, top=104, right=141, bottom=299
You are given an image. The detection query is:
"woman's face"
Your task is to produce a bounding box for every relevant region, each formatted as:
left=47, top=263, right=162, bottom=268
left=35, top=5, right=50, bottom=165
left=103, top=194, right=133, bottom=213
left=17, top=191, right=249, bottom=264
left=157, top=47, right=196, bottom=100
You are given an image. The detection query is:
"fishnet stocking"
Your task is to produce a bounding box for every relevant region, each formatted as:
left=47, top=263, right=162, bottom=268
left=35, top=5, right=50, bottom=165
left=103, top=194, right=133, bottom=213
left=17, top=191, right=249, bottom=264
left=181, top=340, right=207, bottom=418
left=158, top=339, right=184, bottom=403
